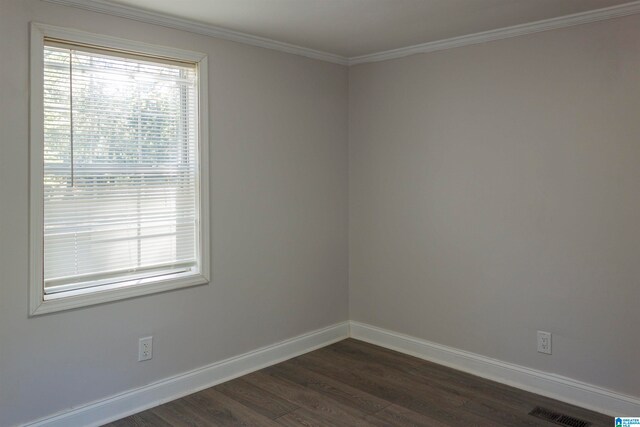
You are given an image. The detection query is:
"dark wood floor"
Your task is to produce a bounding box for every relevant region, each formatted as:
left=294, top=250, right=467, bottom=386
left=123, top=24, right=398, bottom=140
left=105, top=339, right=612, bottom=426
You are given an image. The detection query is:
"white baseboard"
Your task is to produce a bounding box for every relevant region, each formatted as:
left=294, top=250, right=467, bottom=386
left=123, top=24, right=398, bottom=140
left=350, top=321, right=640, bottom=417
left=24, top=322, right=349, bottom=427
left=22, top=320, right=639, bottom=426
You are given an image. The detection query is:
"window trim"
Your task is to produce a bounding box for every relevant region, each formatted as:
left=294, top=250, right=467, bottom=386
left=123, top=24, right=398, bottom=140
left=29, top=23, right=210, bottom=316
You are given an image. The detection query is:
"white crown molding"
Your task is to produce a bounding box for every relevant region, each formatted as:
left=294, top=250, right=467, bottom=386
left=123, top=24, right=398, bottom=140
left=23, top=322, right=349, bottom=427
left=349, top=1, right=640, bottom=65
left=350, top=321, right=640, bottom=417
left=40, top=0, right=349, bottom=65
left=41, top=0, right=640, bottom=66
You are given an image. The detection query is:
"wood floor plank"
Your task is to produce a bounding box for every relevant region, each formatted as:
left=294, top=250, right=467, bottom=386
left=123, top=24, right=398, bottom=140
left=460, top=398, right=556, bottom=427
left=214, top=377, right=299, bottom=419
left=274, top=408, right=349, bottom=427
left=362, top=404, right=450, bottom=427
left=330, top=340, right=541, bottom=416
left=275, top=408, right=332, bottom=427
left=291, top=351, right=498, bottom=426
left=264, top=362, right=390, bottom=414
left=297, top=347, right=470, bottom=408
left=242, top=370, right=372, bottom=427
left=107, top=411, right=173, bottom=427
left=103, top=338, right=614, bottom=427
left=150, top=399, right=215, bottom=427
left=337, top=339, right=613, bottom=426
left=181, top=388, right=281, bottom=426
left=332, top=339, right=427, bottom=369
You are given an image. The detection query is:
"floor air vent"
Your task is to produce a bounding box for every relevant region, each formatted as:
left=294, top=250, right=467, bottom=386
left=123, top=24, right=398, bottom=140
left=529, top=406, right=591, bottom=427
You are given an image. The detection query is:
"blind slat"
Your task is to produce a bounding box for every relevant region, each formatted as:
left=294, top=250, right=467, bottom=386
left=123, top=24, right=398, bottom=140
left=43, top=43, right=199, bottom=292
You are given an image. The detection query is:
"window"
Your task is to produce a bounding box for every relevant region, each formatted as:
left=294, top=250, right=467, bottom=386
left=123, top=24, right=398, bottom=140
left=30, top=24, right=209, bottom=315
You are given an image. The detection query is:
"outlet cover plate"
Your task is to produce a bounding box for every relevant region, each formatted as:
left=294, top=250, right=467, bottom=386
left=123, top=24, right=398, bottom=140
left=537, top=331, right=552, bottom=355
left=138, top=336, right=153, bottom=361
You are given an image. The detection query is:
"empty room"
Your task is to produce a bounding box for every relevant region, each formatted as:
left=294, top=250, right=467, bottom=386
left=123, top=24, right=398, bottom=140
left=1, top=0, right=639, bottom=426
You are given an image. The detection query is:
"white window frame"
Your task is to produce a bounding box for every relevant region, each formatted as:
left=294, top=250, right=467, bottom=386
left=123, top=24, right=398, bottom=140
left=29, top=23, right=210, bottom=315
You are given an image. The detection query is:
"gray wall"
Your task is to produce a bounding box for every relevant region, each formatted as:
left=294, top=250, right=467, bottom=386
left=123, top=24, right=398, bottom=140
left=0, top=1, right=348, bottom=426
left=349, top=15, right=640, bottom=397
left=2, top=1, right=640, bottom=425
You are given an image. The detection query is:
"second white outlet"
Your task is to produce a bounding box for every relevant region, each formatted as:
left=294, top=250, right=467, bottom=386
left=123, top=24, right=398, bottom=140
left=537, top=331, right=552, bottom=355
left=138, top=336, right=153, bottom=361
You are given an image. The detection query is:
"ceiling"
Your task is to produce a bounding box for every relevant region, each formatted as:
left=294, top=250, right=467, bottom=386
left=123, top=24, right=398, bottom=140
left=107, top=0, right=632, bottom=58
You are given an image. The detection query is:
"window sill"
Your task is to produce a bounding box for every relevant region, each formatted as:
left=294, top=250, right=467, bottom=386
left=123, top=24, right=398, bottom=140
left=29, top=272, right=209, bottom=316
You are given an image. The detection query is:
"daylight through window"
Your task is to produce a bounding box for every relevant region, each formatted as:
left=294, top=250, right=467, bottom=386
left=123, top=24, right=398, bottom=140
left=42, top=40, right=200, bottom=297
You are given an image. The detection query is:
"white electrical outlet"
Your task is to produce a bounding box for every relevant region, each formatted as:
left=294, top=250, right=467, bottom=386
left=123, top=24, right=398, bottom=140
left=138, top=336, right=153, bottom=361
left=537, top=331, right=551, bottom=354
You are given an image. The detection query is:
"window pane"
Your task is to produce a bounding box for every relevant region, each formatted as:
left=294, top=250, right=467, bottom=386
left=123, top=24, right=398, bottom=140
left=43, top=44, right=199, bottom=293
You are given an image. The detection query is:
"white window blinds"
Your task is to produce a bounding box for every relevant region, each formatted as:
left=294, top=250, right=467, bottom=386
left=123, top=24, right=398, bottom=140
left=43, top=40, right=200, bottom=295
